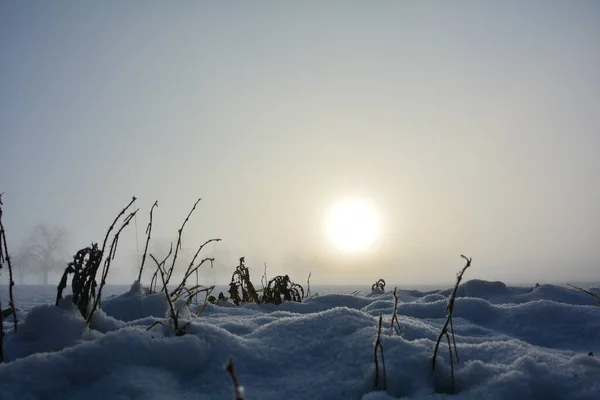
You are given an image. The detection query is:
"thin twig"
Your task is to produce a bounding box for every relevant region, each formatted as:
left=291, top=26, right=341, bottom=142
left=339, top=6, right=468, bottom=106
left=171, top=257, right=214, bottom=299
left=391, top=287, right=403, bottom=336
left=137, top=201, right=158, bottom=283
left=432, top=255, right=472, bottom=394
left=194, top=285, right=215, bottom=316
left=306, top=272, right=312, bottom=299
left=0, top=193, right=18, bottom=333
left=449, top=316, right=459, bottom=362
left=568, top=283, right=600, bottom=307
left=150, top=254, right=179, bottom=333
left=226, top=358, right=246, bottom=400
left=87, top=208, right=138, bottom=325
left=373, top=313, right=386, bottom=391
left=445, top=331, right=455, bottom=393
left=150, top=243, right=173, bottom=293
left=0, top=301, right=4, bottom=363
left=170, top=237, right=221, bottom=298
left=167, top=198, right=202, bottom=283
left=81, top=197, right=136, bottom=313
left=261, top=263, right=268, bottom=291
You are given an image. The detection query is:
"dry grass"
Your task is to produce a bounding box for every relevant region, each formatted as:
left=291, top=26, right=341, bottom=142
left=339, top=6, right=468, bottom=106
left=142, top=198, right=220, bottom=335
left=148, top=253, right=190, bottom=336
left=56, top=197, right=138, bottom=325
left=215, top=257, right=304, bottom=306
left=137, top=201, right=158, bottom=283
left=432, top=254, right=472, bottom=394
left=373, top=313, right=386, bottom=391
left=567, top=283, right=600, bottom=307
left=372, top=278, right=386, bottom=292
left=0, top=300, right=4, bottom=363
left=0, top=193, right=18, bottom=336
left=390, top=287, right=403, bottom=336
left=226, top=357, right=246, bottom=400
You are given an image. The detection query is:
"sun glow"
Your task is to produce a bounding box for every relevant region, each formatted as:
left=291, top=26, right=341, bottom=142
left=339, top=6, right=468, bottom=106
left=325, top=198, right=380, bottom=253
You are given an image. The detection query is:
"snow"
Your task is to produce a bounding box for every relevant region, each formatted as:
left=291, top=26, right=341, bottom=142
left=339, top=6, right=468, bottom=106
left=1, top=280, right=600, bottom=399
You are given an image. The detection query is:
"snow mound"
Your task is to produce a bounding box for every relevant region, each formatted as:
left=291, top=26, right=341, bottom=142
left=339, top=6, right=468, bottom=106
left=455, top=279, right=511, bottom=299
left=1, top=280, right=599, bottom=399
left=100, top=290, right=168, bottom=322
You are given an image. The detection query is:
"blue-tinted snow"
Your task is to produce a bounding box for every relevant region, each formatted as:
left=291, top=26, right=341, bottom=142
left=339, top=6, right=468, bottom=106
left=1, top=280, right=599, bottom=399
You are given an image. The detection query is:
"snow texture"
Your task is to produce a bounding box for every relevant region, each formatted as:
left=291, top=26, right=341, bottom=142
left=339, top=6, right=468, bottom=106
left=1, top=280, right=599, bottom=399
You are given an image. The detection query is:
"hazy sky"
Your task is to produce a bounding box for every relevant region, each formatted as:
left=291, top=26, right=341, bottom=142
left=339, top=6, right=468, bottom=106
left=1, top=1, right=599, bottom=285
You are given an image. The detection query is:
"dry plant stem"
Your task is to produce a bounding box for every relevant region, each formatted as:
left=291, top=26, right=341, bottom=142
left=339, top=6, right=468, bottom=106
left=373, top=313, right=387, bottom=391
left=137, top=201, right=158, bottom=282
left=391, top=287, right=402, bottom=335
left=98, top=210, right=138, bottom=298
left=226, top=358, right=245, bottom=400
left=0, top=301, right=4, bottom=362
left=195, top=267, right=199, bottom=303
left=151, top=254, right=179, bottom=332
left=261, top=263, right=268, bottom=291
left=171, top=257, right=214, bottom=299
left=195, top=286, right=215, bottom=316
left=86, top=209, right=138, bottom=325
left=432, top=254, right=472, bottom=372
left=445, top=332, right=455, bottom=394
left=81, top=197, right=136, bottom=312
left=170, top=237, right=221, bottom=298
left=99, top=197, right=137, bottom=261
left=568, top=283, right=600, bottom=306
left=0, top=194, right=18, bottom=332
left=449, top=317, right=458, bottom=361
left=150, top=243, right=173, bottom=293
left=306, top=272, right=312, bottom=298
left=167, top=197, right=202, bottom=283
left=181, top=284, right=214, bottom=305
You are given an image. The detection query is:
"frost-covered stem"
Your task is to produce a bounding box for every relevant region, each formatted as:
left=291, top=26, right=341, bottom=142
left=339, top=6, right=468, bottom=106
left=81, top=197, right=136, bottom=311
left=194, top=285, right=215, bottom=315
left=99, top=197, right=137, bottom=263
left=151, top=254, right=178, bottom=332
left=150, top=268, right=159, bottom=293
left=261, top=263, right=268, bottom=291
left=373, top=313, right=386, bottom=391
left=446, top=331, right=455, bottom=393
left=432, top=254, right=471, bottom=371
left=170, top=237, right=221, bottom=298
left=567, top=283, right=600, bottom=307
left=171, top=257, right=215, bottom=299
left=168, top=198, right=202, bottom=283
left=0, top=194, right=17, bottom=332
left=449, top=316, right=459, bottom=362
left=306, top=272, right=311, bottom=299
left=137, top=201, right=158, bottom=283
left=195, top=268, right=199, bottom=303
left=87, top=209, right=138, bottom=326
left=226, top=358, right=245, bottom=400
left=391, top=287, right=403, bottom=335
left=432, top=325, right=449, bottom=371
left=150, top=243, right=173, bottom=293
left=0, top=301, right=4, bottom=363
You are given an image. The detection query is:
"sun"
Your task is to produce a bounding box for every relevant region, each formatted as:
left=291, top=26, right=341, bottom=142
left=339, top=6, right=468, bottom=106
left=325, top=198, right=380, bottom=253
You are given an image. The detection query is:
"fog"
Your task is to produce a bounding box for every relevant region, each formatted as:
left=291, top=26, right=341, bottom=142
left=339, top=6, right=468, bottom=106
left=1, top=1, right=599, bottom=286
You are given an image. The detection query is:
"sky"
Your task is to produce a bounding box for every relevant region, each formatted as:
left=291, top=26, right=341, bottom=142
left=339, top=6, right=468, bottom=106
left=1, top=1, right=599, bottom=285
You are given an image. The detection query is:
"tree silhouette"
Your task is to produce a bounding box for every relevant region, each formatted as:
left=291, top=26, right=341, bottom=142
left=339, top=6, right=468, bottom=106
left=21, top=225, right=69, bottom=285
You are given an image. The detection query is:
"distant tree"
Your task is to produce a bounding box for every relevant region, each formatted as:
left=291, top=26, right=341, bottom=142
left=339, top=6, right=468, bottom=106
left=10, top=250, right=34, bottom=284
left=21, top=225, right=69, bottom=285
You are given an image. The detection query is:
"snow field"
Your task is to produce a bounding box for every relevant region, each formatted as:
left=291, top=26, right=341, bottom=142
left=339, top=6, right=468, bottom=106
left=1, top=280, right=599, bottom=399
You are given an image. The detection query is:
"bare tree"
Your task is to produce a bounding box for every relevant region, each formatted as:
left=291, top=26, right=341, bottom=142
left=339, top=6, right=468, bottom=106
left=21, top=225, right=69, bottom=285
left=10, top=250, right=33, bottom=284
